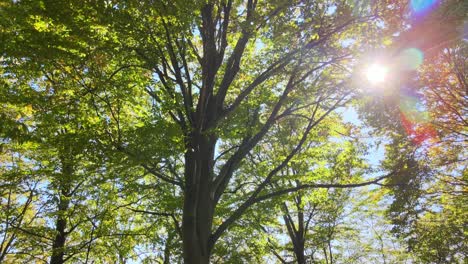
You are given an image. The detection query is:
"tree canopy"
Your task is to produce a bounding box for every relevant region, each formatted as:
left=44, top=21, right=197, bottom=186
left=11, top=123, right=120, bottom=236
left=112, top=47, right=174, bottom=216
left=1, top=0, right=466, bottom=263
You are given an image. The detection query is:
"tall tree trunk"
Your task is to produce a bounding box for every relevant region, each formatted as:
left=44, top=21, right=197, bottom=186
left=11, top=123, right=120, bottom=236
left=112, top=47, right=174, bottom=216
left=283, top=194, right=307, bottom=264
left=51, top=159, right=72, bottom=264
left=163, top=230, right=175, bottom=264
left=50, top=189, right=70, bottom=264
left=182, top=132, right=216, bottom=264
left=295, top=203, right=306, bottom=264
left=283, top=210, right=306, bottom=264
left=294, top=239, right=306, bottom=264
left=328, top=240, right=333, bottom=264
left=323, top=247, right=329, bottom=264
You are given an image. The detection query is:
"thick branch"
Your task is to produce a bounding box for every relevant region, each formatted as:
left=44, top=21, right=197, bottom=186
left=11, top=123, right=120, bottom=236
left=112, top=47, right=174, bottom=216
left=253, top=174, right=394, bottom=204
left=215, top=0, right=256, bottom=110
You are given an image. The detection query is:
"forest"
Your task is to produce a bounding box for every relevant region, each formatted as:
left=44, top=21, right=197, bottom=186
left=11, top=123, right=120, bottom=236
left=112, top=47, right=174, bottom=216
left=0, top=0, right=466, bottom=263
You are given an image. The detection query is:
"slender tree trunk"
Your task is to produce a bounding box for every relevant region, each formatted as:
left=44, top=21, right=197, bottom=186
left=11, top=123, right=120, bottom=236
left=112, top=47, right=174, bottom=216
left=323, top=247, right=329, bottom=264
left=163, top=230, right=175, bottom=264
left=283, top=213, right=306, bottom=264
left=51, top=159, right=72, bottom=264
left=283, top=195, right=307, bottom=264
left=50, top=190, right=70, bottom=264
left=182, top=132, right=217, bottom=264
left=296, top=201, right=306, bottom=264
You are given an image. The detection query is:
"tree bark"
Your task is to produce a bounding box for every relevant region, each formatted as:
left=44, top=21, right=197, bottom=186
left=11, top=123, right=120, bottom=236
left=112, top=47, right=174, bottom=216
left=283, top=194, right=307, bottom=264
left=50, top=189, right=70, bottom=264
left=294, top=240, right=306, bottom=264
left=163, top=230, right=175, bottom=264
left=283, top=212, right=306, bottom=264
left=182, top=131, right=217, bottom=264
left=50, top=159, right=72, bottom=264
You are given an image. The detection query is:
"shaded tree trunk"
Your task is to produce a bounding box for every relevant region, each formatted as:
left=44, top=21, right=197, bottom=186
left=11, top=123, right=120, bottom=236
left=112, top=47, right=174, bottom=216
left=294, top=239, right=306, bottom=264
left=50, top=189, right=70, bottom=264
left=283, top=201, right=307, bottom=264
left=282, top=187, right=310, bottom=264
left=163, top=230, right=175, bottom=264
left=182, top=131, right=217, bottom=264
left=50, top=160, right=72, bottom=264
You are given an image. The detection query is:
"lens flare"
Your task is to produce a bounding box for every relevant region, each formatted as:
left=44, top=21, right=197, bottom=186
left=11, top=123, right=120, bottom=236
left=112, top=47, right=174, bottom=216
left=399, top=96, right=430, bottom=123
left=365, top=64, right=388, bottom=84
left=399, top=90, right=437, bottom=145
left=399, top=48, right=424, bottom=70
left=400, top=113, right=437, bottom=145
left=410, top=0, right=438, bottom=14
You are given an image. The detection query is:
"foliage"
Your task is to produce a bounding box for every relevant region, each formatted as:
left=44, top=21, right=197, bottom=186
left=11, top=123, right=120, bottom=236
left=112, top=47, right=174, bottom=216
left=0, top=0, right=465, bottom=263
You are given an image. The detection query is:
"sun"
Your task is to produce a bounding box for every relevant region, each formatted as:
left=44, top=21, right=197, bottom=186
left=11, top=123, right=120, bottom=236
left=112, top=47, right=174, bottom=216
left=365, top=64, right=388, bottom=84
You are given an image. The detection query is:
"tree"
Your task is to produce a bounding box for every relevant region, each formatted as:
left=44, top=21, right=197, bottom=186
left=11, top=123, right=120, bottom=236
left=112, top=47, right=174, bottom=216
left=1, top=0, right=410, bottom=263
left=356, top=0, right=467, bottom=262
left=244, top=110, right=369, bottom=263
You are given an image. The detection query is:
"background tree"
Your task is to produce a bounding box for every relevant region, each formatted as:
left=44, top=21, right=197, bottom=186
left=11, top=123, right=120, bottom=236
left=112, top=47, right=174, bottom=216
left=356, top=0, right=467, bottom=262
